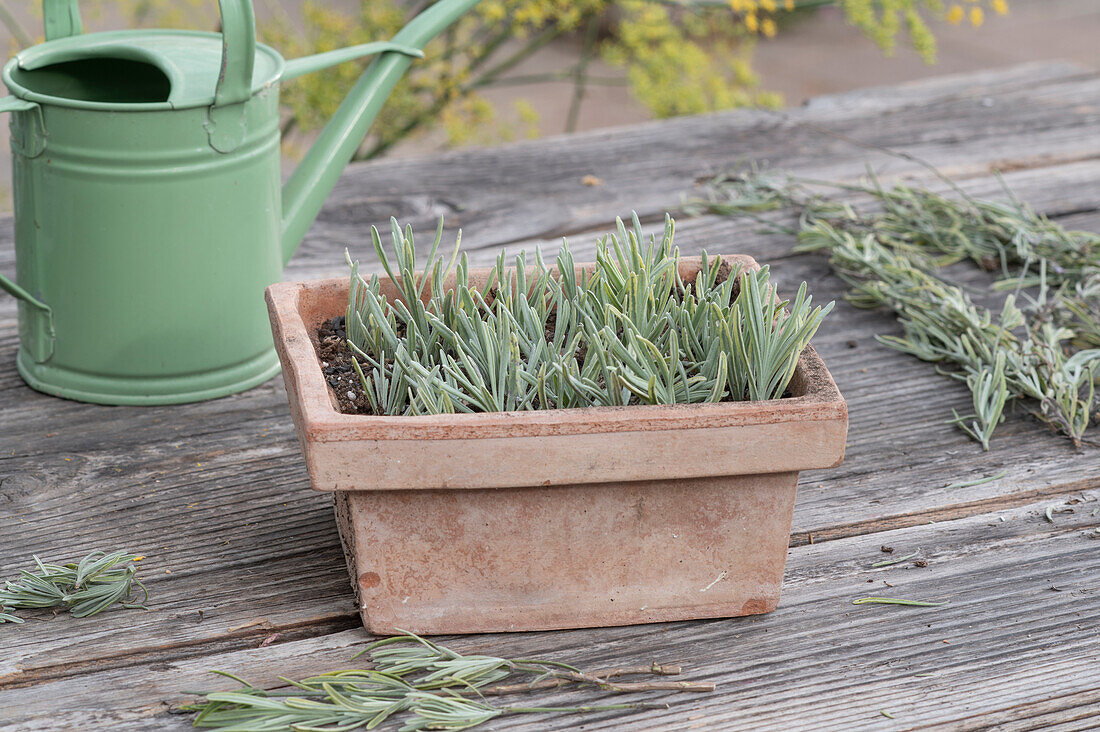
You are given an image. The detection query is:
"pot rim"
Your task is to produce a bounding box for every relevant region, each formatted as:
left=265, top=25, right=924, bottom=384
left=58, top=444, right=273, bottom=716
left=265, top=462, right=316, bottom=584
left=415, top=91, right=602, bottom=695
left=266, top=255, right=847, bottom=443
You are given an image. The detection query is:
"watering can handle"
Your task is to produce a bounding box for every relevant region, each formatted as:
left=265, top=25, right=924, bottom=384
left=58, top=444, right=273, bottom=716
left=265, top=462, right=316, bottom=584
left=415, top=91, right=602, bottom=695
left=42, top=0, right=257, bottom=108
left=43, top=0, right=82, bottom=40
left=212, top=0, right=257, bottom=109
left=0, top=96, right=52, bottom=320
left=0, top=95, right=56, bottom=359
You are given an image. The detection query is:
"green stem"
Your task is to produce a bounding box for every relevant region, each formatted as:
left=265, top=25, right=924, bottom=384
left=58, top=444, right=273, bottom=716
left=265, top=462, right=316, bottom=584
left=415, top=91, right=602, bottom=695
left=472, top=24, right=566, bottom=88
left=658, top=0, right=836, bottom=9
left=0, top=1, right=32, bottom=47
left=566, top=15, right=601, bottom=134
left=356, top=25, right=520, bottom=160
left=505, top=702, right=669, bottom=714
left=478, top=71, right=627, bottom=87
left=257, top=0, right=294, bottom=25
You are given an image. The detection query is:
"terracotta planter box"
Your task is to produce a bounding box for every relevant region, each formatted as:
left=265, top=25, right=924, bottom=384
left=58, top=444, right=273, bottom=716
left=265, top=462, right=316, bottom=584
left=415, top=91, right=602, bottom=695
left=266, top=256, right=847, bottom=635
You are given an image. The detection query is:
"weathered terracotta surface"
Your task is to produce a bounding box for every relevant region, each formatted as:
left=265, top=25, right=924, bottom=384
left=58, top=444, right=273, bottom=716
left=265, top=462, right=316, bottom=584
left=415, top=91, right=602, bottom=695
left=266, top=256, right=848, bottom=634
left=333, top=473, right=799, bottom=634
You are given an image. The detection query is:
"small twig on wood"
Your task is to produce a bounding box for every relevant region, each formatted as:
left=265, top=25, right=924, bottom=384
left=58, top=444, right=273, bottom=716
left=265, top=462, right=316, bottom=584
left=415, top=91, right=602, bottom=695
left=853, top=597, right=947, bottom=607
left=871, top=551, right=919, bottom=568
left=475, top=662, right=687, bottom=696
left=601, top=662, right=683, bottom=678
left=511, top=664, right=715, bottom=693
left=944, top=470, right=1007, bottom=490
left=562, top=673, right=715, bottom=693
left=184, top=633, right=714, bottom=730
left=478, top=676, right=713, bottom=696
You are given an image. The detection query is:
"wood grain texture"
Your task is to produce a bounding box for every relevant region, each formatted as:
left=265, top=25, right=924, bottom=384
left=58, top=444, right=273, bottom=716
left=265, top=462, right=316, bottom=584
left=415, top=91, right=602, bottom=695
left=1, top=62, right=1099, bottom=730
left=2, top=489, right=1097, bottom=730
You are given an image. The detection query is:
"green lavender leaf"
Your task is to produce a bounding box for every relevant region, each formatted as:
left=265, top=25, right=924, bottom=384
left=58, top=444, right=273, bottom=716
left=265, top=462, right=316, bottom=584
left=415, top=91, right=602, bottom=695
left=695, top=168, right=1100, bottom=449
left=343, top=213, right=828, bottom=415
left=0, top=551, right=147, bottom=622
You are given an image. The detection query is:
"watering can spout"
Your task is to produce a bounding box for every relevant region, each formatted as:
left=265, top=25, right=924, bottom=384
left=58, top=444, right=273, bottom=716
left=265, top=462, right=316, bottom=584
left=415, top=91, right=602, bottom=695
left=280, top=0, right=483, bottom=266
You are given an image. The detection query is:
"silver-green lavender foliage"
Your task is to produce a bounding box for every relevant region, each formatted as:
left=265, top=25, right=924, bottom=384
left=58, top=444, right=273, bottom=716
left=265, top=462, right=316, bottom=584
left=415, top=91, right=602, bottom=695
left=344, top=214, right=831, bottom=416
left=0, top=550, right=147, bottom=623
left=694, top=169, right=1100, bottom=449
left=186, top=632, right=679, bottom=731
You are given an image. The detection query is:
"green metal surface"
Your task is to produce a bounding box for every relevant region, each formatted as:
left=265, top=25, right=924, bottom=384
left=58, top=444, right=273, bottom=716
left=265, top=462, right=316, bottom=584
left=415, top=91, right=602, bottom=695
left=0, top=0, right=482, bottom=405
left=9, top=31, right=284, bottom=109
left=280, top=0, right=482, bottom=262
left=43, top=0, right=82, bottom=41
left=281, top=41, right=424, bottom=82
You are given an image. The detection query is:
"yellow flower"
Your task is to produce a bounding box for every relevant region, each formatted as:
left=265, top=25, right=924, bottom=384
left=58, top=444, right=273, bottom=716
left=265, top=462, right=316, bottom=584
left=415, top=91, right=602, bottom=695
left=761, top=17, right=777, bottom=37
left=969, top=6, right=984, bottom=26
left=478, top=1, right=506, bottom=22
left=760, top=0, right=776, bottom=11
left=784, top=0, right=795, bottom=9
left=945, top=5, right=964, bottom=24
left=991, top=0, right=1008, bottom=15
left=744, top=12, right=759, bottom=32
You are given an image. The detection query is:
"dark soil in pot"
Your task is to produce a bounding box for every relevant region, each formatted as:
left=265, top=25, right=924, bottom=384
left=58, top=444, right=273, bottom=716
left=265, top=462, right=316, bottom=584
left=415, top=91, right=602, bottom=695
left=316, top=316, right=373, bottom=414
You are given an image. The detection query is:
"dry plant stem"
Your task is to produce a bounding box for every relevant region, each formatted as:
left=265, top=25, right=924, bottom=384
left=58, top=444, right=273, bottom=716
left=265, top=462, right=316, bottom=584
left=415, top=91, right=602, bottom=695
left=944, top=470, right=1007, bottom=490
left=184, top=633, right=716, bottom=730
left=478, top=678, right=712, bottom=695
left=503, top=702, right=670, bottom=713
left=475, top=660, right=682, bottom=695
left=871, top=551, right=919, bottom=568
left=853, top=597, right=947, bottom=607
left=601, top=662, right=683, bottom=677
left=508, top=665, right=716, bottom=693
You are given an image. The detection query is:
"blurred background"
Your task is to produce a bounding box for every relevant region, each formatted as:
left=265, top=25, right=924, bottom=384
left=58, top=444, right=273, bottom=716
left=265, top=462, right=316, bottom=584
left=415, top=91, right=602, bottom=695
left=0, top=0, right=1095, bottom=211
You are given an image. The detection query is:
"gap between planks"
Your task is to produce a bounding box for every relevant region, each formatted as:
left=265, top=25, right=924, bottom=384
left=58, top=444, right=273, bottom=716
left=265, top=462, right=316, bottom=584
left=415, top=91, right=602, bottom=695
left=2, top=64, right=1098, bottom=722
left=1, top=487, right=1096, bottom=730
left=2, top=477, right=1096, bottom=695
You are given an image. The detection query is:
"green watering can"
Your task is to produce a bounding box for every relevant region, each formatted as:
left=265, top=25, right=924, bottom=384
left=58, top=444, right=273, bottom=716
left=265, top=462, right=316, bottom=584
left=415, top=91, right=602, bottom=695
left=0, top=0, right=479, bottom=405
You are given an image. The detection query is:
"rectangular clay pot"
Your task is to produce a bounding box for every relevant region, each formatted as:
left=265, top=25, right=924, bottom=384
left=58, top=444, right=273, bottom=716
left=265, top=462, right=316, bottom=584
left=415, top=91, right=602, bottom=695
left=266, top=256, right=848, bottom=634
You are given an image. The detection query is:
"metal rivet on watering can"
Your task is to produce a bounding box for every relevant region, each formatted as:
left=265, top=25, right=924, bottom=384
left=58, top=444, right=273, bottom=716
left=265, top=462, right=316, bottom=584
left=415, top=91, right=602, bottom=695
left=0, top=0, right=480, bottom=405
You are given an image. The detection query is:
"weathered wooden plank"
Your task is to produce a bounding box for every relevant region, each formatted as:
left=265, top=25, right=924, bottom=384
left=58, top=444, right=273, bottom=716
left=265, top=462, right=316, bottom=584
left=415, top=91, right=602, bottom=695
left=2, top=64, right=1099, bottom=724
left=1, top=161, right=1098, bottom=686
left=798, top=61, right=1092, bottom=114
left=2, top=489, right=1097, bottom=730
left=442, top=155, right=1100, bottom=271
left=4, top=155, right=1097, bottom=537
left=279, top=67, right=1100, bottom=277
left=0, top=253, right=1095, bottom=686
left=0, top=546, right=359, bottom=687
left=0, top=62, right=1094, bottom=298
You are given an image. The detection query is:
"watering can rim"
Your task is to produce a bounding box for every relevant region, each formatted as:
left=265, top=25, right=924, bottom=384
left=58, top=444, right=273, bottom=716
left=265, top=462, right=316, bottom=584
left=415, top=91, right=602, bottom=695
left=3, top=29, right=284, bottom=112
left=2, top=28, right=425, bottom=113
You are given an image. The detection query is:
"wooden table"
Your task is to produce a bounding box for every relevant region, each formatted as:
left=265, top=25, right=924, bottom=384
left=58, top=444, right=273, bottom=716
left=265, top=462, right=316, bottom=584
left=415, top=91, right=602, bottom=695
left=2, top=62, right=1099, bottom=730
